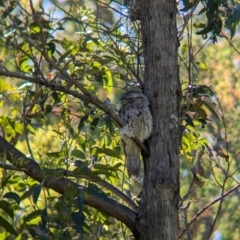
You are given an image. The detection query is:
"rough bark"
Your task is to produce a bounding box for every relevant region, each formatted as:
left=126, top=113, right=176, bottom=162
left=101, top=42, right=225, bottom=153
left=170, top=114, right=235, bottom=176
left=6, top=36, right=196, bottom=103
left=135, top=0, right=180, bottom=239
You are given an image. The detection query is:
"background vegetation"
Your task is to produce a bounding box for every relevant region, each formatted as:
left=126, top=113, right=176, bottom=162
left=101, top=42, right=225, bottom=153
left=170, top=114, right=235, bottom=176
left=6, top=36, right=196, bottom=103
left=0, top=0, right=240, bottom=239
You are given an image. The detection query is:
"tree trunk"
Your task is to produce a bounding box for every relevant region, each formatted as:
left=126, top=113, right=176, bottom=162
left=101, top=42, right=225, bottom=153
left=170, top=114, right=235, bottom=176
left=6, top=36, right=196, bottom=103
left=135, top=0, right=180, bottom=239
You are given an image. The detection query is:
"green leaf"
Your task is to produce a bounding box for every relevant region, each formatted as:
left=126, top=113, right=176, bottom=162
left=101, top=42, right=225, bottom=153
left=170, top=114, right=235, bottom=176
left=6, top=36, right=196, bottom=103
left=0, top=200, right=14, bottom=219
left=181, top=136, right=191, bottom=153
left=200, top=101, right=219, bottom=120
left=195, top=61, right=208, bottom=70
left=197, top=118, right=207, bottom=127
left=47, top=42, right=56, bottom=55
left=24, top=210, right=41, bottom=222
left=40, top=208, right=47, bottom=230
left=196, top=23, right=214, bottom=35
left=30, top=23, right=41, bottom=34
left=214, top=18, right=222, bottom=35
left=77, top=192, right=84, bottom=212
left=180, top=0, right=198, bottom=12
left=3, top=192, right=21, bottom=205
left=87, top=183, right=108, bottom=200
left=231, top=5, right=240, bottom=23
left=46, top=151, right=65, bottom=158
left=14, top=122, right=24, bottom=134
left=32, top=180, right=44, bottom=204
left=96, top=147, right=121, bottom=158
left=188, top=84, right=213, bottom=96
left=21, top=184, right=38, bottom=201
left=0, top=79, right=11, bottom=91
left=1, top=174, right=13, bottom=188
left=93, top=164, right=119, bottom=177
left=0, top=216, right=17, bottom=235
left=193, top=22, right=206, bottom=29
left=181, top=44, right=188, bottom=55
left=71, top=211, right=85, bottom=233
left=112, top=233, right=119, bottom=238
left=113, top=162, right=122, bottom=169
left=45, top=104, right=53, bottom=114
left=104, top=115, right=114, bottom=134
left=90, top=118, right=100, bottom=130
left=74, top=160, right=89, bottom=172
left=27, top=124, right=36, bottom=134
left=191, top=170, right=205, bottom=188
left=52, top=92, right=61, bottom=104
left=193, top=105, right=208, bottom=119
left=71, top=149, right=86, bottom=159
left=185, top=114, right=195, bottom=127
left=103, top=67, right=113, bottom=93
left=78, top=115, right=89, bottom=130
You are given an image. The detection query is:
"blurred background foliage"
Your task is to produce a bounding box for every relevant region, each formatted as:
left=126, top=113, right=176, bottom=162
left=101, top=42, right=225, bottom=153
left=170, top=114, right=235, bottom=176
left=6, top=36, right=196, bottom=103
left=0, top=0, right=240, bottom=239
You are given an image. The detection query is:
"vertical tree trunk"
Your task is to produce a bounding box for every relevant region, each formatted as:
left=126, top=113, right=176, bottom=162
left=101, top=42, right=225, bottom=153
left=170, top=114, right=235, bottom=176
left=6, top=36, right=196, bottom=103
left=135, top=0, right=180, bottom=239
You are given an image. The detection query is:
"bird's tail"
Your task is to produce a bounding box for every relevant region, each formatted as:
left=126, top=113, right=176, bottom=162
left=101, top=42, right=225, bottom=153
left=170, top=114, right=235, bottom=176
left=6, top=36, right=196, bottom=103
left=122, top=135, right=141, bottom=179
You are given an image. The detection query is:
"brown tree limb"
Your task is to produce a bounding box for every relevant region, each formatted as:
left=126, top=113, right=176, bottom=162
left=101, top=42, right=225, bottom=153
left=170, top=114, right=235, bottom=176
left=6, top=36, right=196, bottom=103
left=44, top=168, right=138, bottom=212
left=0, top=135, right=136, bottom=232
left=0, top=161, right=138, bottom=211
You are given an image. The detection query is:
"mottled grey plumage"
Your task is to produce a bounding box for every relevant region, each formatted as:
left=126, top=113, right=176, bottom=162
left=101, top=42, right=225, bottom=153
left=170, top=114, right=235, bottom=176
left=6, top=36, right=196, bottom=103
left=119, top=91, right=152, bottom=178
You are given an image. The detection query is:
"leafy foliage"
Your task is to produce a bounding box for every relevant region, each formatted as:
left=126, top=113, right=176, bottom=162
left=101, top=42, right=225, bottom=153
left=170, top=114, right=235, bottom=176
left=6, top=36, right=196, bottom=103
left=0, top=0, right=239, bottom=239
left=180, top=0, right=240, bottom=41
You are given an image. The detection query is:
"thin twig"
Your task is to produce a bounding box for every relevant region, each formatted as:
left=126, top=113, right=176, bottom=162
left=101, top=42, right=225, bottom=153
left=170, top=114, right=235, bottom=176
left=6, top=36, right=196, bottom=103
left=179, top=183, right=240, bottom=238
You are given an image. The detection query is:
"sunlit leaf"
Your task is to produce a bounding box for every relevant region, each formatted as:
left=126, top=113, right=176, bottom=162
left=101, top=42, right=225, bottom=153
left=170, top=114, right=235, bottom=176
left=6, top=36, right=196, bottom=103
left=181, top=44, right=188, bottom=55
left=14, top=122, right=24, bottom=134
left=193, top=22, right=206, bottom=28
left=0, top=216, right=17, bottom=235
left=71, top=149, right=86, bottom=159
left=24, top=210, right=42, bottom=222
left=103, top=67, right=113, bottom=93
left=95, top=147, right=121, bottom=158
left=0, top=79, right=11, bottom=91
left=27, top=124, right=36, bottom=134
left=195, top=61, right=208, bottom=70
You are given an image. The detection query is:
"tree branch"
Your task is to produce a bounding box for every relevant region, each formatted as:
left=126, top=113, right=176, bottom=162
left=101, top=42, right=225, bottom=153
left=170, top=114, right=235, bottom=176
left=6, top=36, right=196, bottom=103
left=0, top=135, right=136, bottom=232
left=179, top=183, right=240, bottom=239
left=0, top=161, right=138, bottom=211
left=44, top=168, right=138, bottom=212
left=0, top=67, right=124, bottom=127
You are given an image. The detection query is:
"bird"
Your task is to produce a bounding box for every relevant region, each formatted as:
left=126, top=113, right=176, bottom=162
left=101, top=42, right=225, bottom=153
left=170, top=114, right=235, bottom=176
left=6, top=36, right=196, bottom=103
left=119, top=91, right=152, bottom=179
